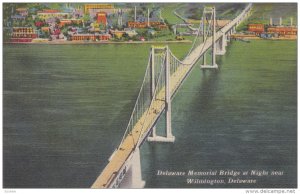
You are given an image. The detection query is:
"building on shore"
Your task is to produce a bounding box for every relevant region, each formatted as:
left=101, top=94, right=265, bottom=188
left=110, top=30, right=126, bottom=39
left=247, top=23, right=297, bottom=39
left=16, top=8, right=28, bottom=17
left=11, top=7, right=28, bottom=21
left=84, top=4, right=131, bottom=18
left=127, top=21, right=147, bottom=28
left=59, top=19, right=83, bottom=27
left=11, top=15, right=26, bottom=20
left=37, top=9, right=71, bottom=20
left=247, top=24, right=265, bottom=35
left=96, top=12, right=107, bottom=26
left=70, top=33, right=111, bottom=41
left=124, top=28, right=138, bottom=37
left=10, top=27, right=38, bottom=42
left=127, top=21, right=168, bottom=29
left=267, top=26, right=297, bottom=36
left=41, top=26, right=50, bottom=32
left=84, top=4, right=114, bottom=14
left=109, top=29, right=138, bottom=38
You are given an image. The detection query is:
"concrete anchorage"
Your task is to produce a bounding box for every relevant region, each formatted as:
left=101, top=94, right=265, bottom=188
left=118, top=148, right=145, bottom=188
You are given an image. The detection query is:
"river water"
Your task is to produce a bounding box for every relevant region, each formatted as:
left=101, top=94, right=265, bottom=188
left=3, top=40, right=297, bottom=188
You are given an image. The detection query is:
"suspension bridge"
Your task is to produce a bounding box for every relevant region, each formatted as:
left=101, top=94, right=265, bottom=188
left=91, top=4, right=252, bottom=188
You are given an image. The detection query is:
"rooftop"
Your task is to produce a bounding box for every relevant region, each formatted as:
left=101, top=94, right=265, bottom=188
left=37, top=9, right=61, bottom=14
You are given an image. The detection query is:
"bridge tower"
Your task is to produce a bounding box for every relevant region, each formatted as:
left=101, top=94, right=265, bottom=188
left=201, top=7, right=218, bottom=69
left=148, top=46, right=175, bottom=143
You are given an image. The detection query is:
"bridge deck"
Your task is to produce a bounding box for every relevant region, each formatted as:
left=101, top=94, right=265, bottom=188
left=91, top=4, right=251, bottom=188
left=92, top=63, right=191, bottom=188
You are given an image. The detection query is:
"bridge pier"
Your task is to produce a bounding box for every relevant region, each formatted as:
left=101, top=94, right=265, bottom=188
left=119, top=148, right=145, bottom=188
left=216, top=34, right=227, bottom=55
left=226, top=32, right=231, bottom=42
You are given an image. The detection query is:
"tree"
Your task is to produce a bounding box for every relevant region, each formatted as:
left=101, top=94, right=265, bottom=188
left=164, top=19, right=173, bottom=31
left=82, top=14, right=90, bottom=23
left=61, top=26, right=68, bottom=36
left=40, top=30, right=50, bottom=38
left=82, top=14, right=91, bottom=27
left=3, top=29, right=12, bottom=41
left=99, top=23, right=106, bottom=30
left=55, top=18, right=60, bottom=24
left=3, top=4, right=17, bottom=21
left=122, top=33, right=130, bottom=41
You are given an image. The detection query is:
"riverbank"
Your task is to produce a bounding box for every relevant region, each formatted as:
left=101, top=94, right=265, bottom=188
left=231, top=34, right=297, bottom=40
left=4, top=39, right=192, bottom=45
left=234, top=37, right=297, bottom=41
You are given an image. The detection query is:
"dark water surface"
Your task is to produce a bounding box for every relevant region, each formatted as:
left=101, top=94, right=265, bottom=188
left=3, top=41, right=297, bottom=188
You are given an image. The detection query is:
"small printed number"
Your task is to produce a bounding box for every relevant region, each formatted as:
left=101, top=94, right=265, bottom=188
left=5, top=190, right=16, bottom=193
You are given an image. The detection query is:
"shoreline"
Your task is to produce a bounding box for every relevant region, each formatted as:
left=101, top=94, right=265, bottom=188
left=4, top=37, right=296, bottom=45
left=3, top=40, right=193, bottom=45
left=231, top=35, right=297, bottom=41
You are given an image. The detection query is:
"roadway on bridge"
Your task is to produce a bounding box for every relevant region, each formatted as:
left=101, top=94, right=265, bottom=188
left=91, top=60, right=191, bottom=188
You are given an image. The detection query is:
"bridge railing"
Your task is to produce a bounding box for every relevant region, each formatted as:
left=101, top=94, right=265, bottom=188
left=170, top=51, right=185, bottom=75
left=117, top=54, right=152, bottom=149
left=117, top=47, right=170, bottom=149
left=135, top=48, right=169, bottom=145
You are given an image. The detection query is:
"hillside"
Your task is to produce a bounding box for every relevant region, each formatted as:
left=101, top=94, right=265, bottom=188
left=159, top=3, right=297, bottom=26
left=177, top=3, right=247, bottom=20
left=247, top=3, right=297, bottom=25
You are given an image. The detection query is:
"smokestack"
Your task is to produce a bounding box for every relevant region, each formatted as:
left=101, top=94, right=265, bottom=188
left=117, top=9, right=122, bottom=26
left=201, top=17, right=204, bottom=35
left=134, top=6, right=136, bottom=22
left=160, top=9, right=162, bottom=21
left=279, top=17, right=282, bottom=26
left=270, top=17, right=273, bottom=26
left=147, top=8, right=150, bottom=27
left=120, top=9, right=123, bottom=26
left=290, top=17, right=293, bottom=26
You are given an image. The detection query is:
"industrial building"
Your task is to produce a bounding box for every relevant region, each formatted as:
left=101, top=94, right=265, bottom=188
left=84, top=4, right=114, bottom=14
left=59, top=19, right=83, bottom=27
left=267, top=26, right=297, bottom=36
left=96, top=12, right=107, bottom=26
left=70, top=33, right=111, bottom=41
left=247, top=24, right=265, bottom=34
left=37, top=9, right=70, bottom=19
left=10, top=27, right=38, bottom=42
left=248, top=16, right=297, bottom=39
left=127, top=21, right=167, bottom=29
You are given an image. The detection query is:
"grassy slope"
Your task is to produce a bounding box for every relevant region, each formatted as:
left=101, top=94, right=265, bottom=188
left=250, top=3, right=297, bottom=24
left=177, top=3, right=246, bottom=20
left=160, top=3, right=185, bottom=24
